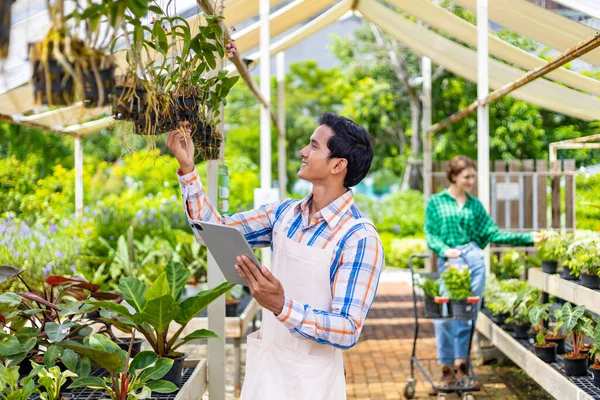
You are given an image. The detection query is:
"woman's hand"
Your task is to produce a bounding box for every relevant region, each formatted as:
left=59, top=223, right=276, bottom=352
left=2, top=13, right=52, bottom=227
left=166, top=122, right=195, bottom=174
left=444, top=249, right=461, bottom=259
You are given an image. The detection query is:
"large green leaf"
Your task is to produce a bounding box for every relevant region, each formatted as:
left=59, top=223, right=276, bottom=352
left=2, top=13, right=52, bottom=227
left=45, top=321, right=74, bottom=343
left=146, top=380, right=178, bottom=393
left=165, top=262, right=191, bottom=302
left=0, top=293, right=21, bottom=307
left=144, top=272, right=169, bottom=302
left=140, top=295, right=179, bottom=334
left=179, top=329, right=220, bottom=346
left=60, top=341, right=124, bottom=375
left=61, top=349, right=78, bottom=371
left=75, top=356, right=91, bottom=379
left=119, top=277, right=147, bottom=313
left=153, top=21, right=169, bottom=55
left=130, top=351, right=157, bottom=372
left=139, top=358, right=173, bottom=382
left=88, top=301, right=136, bottom=321
left=175, top=282, right=235, bottom=325
left=43, top=345, right=63, bottom=368
left=561, top=303, right=586, bottom=333
left=0, top=266, right=22, bottom=284
left=68, top=376, right=108, bottom=390
left=0, top=334, right=23, bottom=357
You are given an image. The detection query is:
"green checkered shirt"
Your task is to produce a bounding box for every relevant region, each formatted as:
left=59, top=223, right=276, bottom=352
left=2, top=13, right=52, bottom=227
left=425, top=189, right=533, bottom=257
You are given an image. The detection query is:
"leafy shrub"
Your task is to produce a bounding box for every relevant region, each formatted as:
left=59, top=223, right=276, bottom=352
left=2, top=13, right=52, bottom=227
left=577, top=173, right=600, bottom=232
left=385, top=237, right=427, bottom=268
left=441, top=264, right=471, bottom=299
left=491, top=250, right=525, bottom=279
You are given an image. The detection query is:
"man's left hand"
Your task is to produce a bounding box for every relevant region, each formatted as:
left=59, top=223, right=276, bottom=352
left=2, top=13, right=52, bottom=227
left=235, top=256, right=285, bottom=315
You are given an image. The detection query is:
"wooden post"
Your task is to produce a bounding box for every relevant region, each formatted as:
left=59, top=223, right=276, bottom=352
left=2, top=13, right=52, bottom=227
left=550, top=160, right=562, bottom=230
left=74, top=137, right=83, bottom=219
left=494, top=160, right=507, bottom=229
left=277, top=52, right=287, bottom=200
left=509, top=160, right=520, bottom=229
left=564, top=159, right=576, bottom=230
left=523, top=160, right=534, bottom=230
left=536, top=160, right=548, bottom=231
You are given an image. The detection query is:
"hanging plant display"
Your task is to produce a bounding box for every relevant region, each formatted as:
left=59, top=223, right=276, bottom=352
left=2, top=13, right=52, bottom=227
left=0, top=0, right=16, bottom=59
left=115, top=11, right=238, bottom=156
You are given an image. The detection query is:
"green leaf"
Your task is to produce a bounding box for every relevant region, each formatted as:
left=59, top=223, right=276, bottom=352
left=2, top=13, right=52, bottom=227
left=68, top=376, right=108, bottom=390
left=88, top=334, right=123, bottom=354
left=153, top=22, right=169, bottom=55
left=0, top=334, right=23, bottom=357
left=130, top=351, right=157, bottom=371
left=75, top=356, right=91, bottom=379
left=165, top=262, right=191, bottom=302
left=61, top=349, right=78, bottom=371
left=88, top=300, right=136, bottom=321
left=0, top=293, right=21, bottom=307
left=146, top=379, right=178, bottom=393
left=140, top=358, right=173, bottom=382
left=0, top=266, right=22, bottom=284
left=140, top=295, right=179, bottom=334
left=119, top=277, right=147, bottom=313
left=175, top=282, right=235, bottom=325
left=179, top=329, right=220, bottom=346
left=45, top=321, right=74, bottom=343
left=43, top=345, right=63, bottom=368
left=148, top=5, right=164, bottom=14
left=145, top=273, right=169, bottom=302
left=60, top=341, right=124, bottom=375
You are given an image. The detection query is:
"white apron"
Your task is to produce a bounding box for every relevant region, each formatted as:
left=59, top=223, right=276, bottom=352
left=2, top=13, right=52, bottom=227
left=240, top=204, right=372, bottom=400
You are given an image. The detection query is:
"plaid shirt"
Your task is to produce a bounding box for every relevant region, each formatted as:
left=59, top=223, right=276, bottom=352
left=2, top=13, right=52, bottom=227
left=425, top=189, right=533, bottom=257
left=178, top=167, right=384, bottom=349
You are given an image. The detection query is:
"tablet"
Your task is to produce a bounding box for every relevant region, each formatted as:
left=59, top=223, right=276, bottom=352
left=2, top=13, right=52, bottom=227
left=190, top=220, right=262, bottom=286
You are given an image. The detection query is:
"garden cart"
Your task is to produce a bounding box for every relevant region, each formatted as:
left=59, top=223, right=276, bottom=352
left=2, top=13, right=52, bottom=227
left=403, top=254, right=479, bottom=400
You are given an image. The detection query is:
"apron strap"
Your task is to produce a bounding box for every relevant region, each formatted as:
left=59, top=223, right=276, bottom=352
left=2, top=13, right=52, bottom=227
left=274, top=200, right=301, bottom=247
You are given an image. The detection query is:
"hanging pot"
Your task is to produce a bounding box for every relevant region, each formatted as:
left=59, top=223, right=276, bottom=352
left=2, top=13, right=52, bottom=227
left=31, top=57, right=76, bottom=106
left=580, top=273, right=600, bottom=289
left=541, top=260, right=558, bottom=274
left=83, top=65, right=115, bottom=108
left=563, top=354, right=588, bottom=376
left=533, top=342, right=557, bottom=363
left=561, top=266, right=578, bottom=281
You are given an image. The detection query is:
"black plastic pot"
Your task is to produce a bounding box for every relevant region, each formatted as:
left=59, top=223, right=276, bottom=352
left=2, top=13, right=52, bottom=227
left=178, top=96, right=200, bottom=121
left=85, top=310, right=101, bottom=319
left=450, top=300, right=475, bottom=320
left=424, top=299, right=442, bottom=318
left=562, top=266, right=578, bottom=281
left=162, top=353, right=186, bottom=387
left=581, top=347, right=594, bottom=367
left=31, top=58, right=75, bottom=106
left=528, top=329, right=539, bottom=340
left=18, top=353, right=38, bottom=378
left=83, top=66, right=115, bottom=107
left=492, top=312, right=509, bottom=326
left=116, top=337, right=143, bottom=356
left=541, top=260, right=558, bottom=274
left=534, top=343, right=557, bottom=363
left=581, top=273, right=600, bottom=289
left=513, top=323, right=531, bottom=339
left=564, top=355, right=588, bottom=376
left=226, top=300, right=240, bottom=317
left=545, top=336, right=566, bottom=355
left=112, top=85, right=147, bottom=121
left=590, top=366, right=600, bottom=387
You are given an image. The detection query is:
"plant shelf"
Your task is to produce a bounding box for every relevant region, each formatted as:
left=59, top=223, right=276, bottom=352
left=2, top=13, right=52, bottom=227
left=476, top=311, right=596, bottom=400
left=528, top=268, right=600, bottom=315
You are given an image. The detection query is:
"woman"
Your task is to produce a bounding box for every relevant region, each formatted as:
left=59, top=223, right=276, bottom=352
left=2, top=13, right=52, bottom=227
left=425, top=155, right=541, bottom=389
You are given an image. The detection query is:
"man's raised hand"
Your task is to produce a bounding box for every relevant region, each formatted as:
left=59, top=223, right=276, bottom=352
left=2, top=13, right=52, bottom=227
left=166, top=121, right=195, bottom=174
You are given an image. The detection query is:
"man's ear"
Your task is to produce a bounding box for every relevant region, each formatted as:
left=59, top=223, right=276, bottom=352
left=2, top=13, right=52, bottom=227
left=330, top=158, right=348, bottom=176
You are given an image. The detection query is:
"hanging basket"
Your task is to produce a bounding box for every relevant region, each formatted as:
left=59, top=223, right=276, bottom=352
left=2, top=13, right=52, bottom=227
left=30, top=55, right=76, bottom=106
left=193, top=123, right=222, bottom=161
left=82, top=59, right=115, bottom=108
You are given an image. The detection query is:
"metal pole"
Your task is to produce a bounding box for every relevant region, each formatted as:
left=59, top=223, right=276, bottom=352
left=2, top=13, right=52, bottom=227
left=207, top=2, right=226, bottom=398
left=429, top=32, right=600, bottom=135
left=422, top=56, right=433, bottom=272
left=260, top=0, right=272, bottom=268
left=277, top=52, right=287, bottom=201
left=74, top=137, right=83, bottom=218
left=477, top=0, right=491, bottom=273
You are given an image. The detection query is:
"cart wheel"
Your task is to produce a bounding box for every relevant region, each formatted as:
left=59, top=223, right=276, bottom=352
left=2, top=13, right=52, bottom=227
left=462, top=394, right=474, bottom=400
left=403, top=382, right=416, bottom=399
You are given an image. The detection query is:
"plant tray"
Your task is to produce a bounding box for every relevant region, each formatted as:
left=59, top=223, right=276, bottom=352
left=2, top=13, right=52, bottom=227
left=31, top=359, right=207, bottom=400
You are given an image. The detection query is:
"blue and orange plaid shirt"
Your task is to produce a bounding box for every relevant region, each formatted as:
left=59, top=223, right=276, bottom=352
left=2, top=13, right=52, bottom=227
left=178, top=167, right=385, bottom=349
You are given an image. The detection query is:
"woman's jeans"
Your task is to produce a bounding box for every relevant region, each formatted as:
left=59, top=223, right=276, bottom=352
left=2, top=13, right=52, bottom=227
left=433, top=242, right=486, bottom=366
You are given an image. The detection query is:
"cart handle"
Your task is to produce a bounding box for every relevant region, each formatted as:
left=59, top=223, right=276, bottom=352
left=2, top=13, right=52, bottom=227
left=434, top=296, right=450, bottom=304
left=467, top=296, right=481, bottom=304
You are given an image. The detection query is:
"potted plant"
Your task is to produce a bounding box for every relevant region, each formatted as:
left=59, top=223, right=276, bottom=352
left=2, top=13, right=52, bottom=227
left=0, top=363, right=42, bottom=400
left=528, top=303, right=550, bottom=339
left=545, top=307, right=567, bottom=355
left=505, top=287, right=538, bottom=340
left=559, top=302, right=592, bottom=376
left=440, top=264, right=478, bottom=319
left=491, top=250, right=525, bottom=280
left=35, top=364, right=78, bottom=400
left=537, top=231, right=569, bottom=274
left=416, top=276, right=442, bottom=318
left=529, top=305, right=557, bottom=363
left=87, top=262, right=234, bottom=387
left=588, top=321, right=600, bottom=387
left=566, top=237, right=600, bottom=289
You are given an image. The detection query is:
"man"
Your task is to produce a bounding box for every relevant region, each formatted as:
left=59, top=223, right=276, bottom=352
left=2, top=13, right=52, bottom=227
left=167, top=113, right=385, bottom=400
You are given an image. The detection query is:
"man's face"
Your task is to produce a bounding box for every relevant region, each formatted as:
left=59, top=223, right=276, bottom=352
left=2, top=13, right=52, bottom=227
left=297, top=125, right=336, bottom=183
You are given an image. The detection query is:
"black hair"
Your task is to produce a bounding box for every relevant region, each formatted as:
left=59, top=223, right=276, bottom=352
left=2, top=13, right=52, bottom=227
left=318, top=112, right=373, bottom=188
